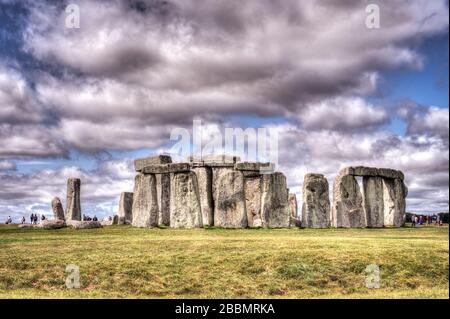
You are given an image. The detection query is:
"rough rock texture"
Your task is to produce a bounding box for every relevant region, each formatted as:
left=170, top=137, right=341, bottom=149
left=235, top=162, right=273, bottom=172
left=66, top=220, right=102, bottom=229
left=38, top=219, right=66, bottom=229
left=118, top=192, right=133, bottom=225
left=156, top=174, right=171, bottom=226
left=142, top=163, right=191, bottom=174
left=383, top=178, right=407, bottom=227
left=65, top=178, right=81, bottom=221
left=189, top=155, right=240, bottom=164
left=301, top=174, right=330, bottom=228
left=288, top=193, right=298, bottom=218
left=261, top=172, right=290, bottom=228
left=134, top=155, right=172, bottom=172
left=244, top=177, right=262, bottom=227
left=331, top=174, right=366, bottom=228
left=170, top=172, right=203, bottom=228
left=363, top=176, right=384, bottom=228
left=51, top=197, right=65, bottom=220
left=213, top=170, right=247, bottom=228
left=191, top=167, right=214, bottom=227
left=132, top=174, right=159, bottom=228
left=339, top=166, right=404, bottom=180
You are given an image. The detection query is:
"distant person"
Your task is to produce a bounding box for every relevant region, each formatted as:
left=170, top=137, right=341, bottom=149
left=108, top=216, right=112, bottom=221
left=30, top=213, right=34, bottom=224
left=426, top=216, right=430, bottom=226
left=414, top=216, right=418, bottom=226
left=41, top=214, right=46, bottom=221
left=93, top=216, right=98, bottom=222
left=411, top=215, right=416, bottom=227
left=33, top=214, right=38, bottom=225
left=419, top=216, right=423, bottom=225
left=21, top=217, right=25, bottom=224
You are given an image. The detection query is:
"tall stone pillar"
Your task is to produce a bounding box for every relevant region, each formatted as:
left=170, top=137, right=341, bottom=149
left=363, top=176, right=384, bottom=228
left=52, top=197, right=65, bottom=220
left=131, top=174, right=159, bottom=227
left=191, top=167, right=214, bottom=227
left=65, top=178, right=81, bottom=221
left=118, top=192, right=134, bottom=224
left=331, top=174, right=365, bottom=228
left=302, top=174, right=330, bottom=228
left=261, top=172, right=290, bottom=228
left=170, top=172, right=203, bottom=228
left=383, top=178, right=407, bottom=227
left=244, top=176, right=262, bottom=227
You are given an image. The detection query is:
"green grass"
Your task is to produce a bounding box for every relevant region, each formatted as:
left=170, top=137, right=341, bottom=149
left=0, top=224, right=448, bottom=299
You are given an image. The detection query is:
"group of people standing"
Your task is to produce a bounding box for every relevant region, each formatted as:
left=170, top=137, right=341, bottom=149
left=29, top=213, right=45, bottom=225
left=411, top=214, right=443, bottom=227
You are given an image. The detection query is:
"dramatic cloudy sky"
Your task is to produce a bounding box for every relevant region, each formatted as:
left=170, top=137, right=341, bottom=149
left=0, top=0, right=448, bottom=221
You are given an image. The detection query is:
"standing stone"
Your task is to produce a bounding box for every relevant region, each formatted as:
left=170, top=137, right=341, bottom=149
left=383, top=178, right=407, bottom=227
left=331, top=174, right=365, bottom=228
left=65, top=178, right=81, bottom=221
left=363, top=176, right=384, bottom=228
left=213, top=170, right=247, bottom=228
left=244, top=177, right=262, bottom=227
left=112, top=215, right=119, bottom=225
left=288, top=193, right=298, bottom=218
left=156, top=174, right=171, bottom=226
left=170, top=172, right=203, bottom=228
left=118, top=192, right=133, bottom=224
left=51, top=197, right=65, bottom=220
left=261, top=172, right=290, bottom=228
left=302, top=174, right=330, bottom=228
left=192, top=167, right=214, bottom=227
left=132, top=174, right=159, bottom=227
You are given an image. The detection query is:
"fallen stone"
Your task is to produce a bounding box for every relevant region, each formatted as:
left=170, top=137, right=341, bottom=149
left=244, top=176, right=262, bottom=227
left=213, top=170, right=247, bottom=228
left=301, top=174, right=330, bottom=228
left=156, top=174, right=171, bottom=226
left=191, top=167, right=214, bottom=227
left=38, top=219, right=66, bottom=229
left=170, top=172, right=203, bottom=228
left=18, top=224, right=34, bottom=229
left=261, top=172, right=290, bottom=228
left=134, top=155, right=172, bottom=172
left=66, top=220, right=102, bottom=229
left=142, top=163, right=191, bottom=174
left=65, top=178, right=81, bottom=221
left=51, top=197, right=65, bottom=220
left=118, top=192, right=133, bottom=225
left=363, top=176, right=384, bottom=228
left=331, top=174, right=366, bottom=228
left=131, top=174, right=159, bottom=228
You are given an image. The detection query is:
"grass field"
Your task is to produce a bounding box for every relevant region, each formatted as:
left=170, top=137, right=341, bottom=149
left=0, top=224, right=448, bottom=299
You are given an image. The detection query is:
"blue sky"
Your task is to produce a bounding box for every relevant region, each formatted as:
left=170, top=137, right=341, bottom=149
left=0, top=0, right=448, bottom=220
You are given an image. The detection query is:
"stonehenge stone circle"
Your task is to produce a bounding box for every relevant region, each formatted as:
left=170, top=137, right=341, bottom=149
left=331, top=166, right=407, bottom=228
left=302, top=174, right=330, bottom=228
left=123, top=156, right=408, bottom=229
left=65, top=178, right=81, bottom=221
left=118, top=192, right=133, bottom=224
left=51, top=197, right=65, bottom=220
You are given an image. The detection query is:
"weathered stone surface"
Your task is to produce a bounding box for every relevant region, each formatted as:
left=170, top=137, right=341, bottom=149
left=363, top=176, right=384, bottom=228
left=156, top=174, right=171, bottom=226
left=66, top=220, right=102, bottom=229
left=170, top=172, right=203, bottom=228
left=38, top=219, right=66, bottom=229
left=131, top=174, right=159, bottom=228
left=331, top=174, right=366, bottom=228
left=234, top=162, right=273, bottom=172
left=213, top=170, right=247, bottom=228
left=188, top=155, right=240, bottom=164
left=244, top=177, right=262, bottom=227
left=51, top=197, right=65, bottom=220
left=261, top=172, right=290, bottom=228
left=142, top=163, right=191, bottom=174
left=118, top=192, right=133, bottom=225
left=112, top=215, right=119, bottom=225
left=65, top=178, right=81, bottom=221
left=134, top=155, right=172, bottom=172
left=339, top=166, right=404, bottom=180
left=191, top=167, right=214, bottom=227
left=288, top=193, right=298, bottom=218
left=301, top=174, right=330, bottom=228
left=383, top=178, right=407, bottom=227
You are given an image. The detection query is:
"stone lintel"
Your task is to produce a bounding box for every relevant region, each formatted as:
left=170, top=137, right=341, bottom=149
left=134, top=155, right=172, bottom=172
left=234, top=162, right=274, bottom=172
left=339, top=166, right=404, bottom=180
left=142, top=163, right=191, bottom=174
